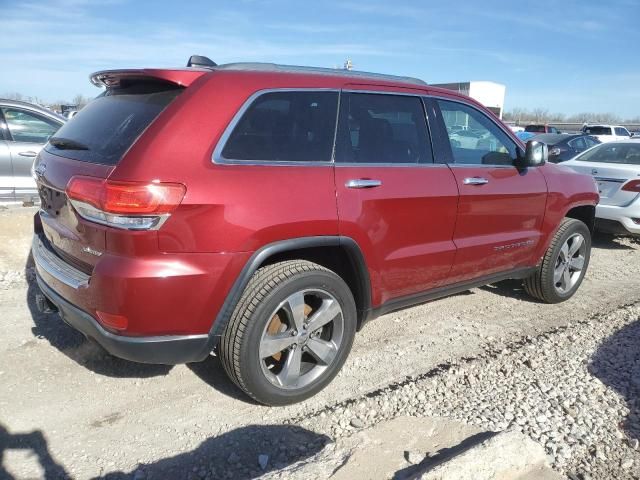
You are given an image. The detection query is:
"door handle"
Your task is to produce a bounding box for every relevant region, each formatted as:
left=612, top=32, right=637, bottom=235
left=345, top=179, right=382, bottom=189
left=463, top=177, right=489, bottom=185
left=18, top=151, right=38, bottom=158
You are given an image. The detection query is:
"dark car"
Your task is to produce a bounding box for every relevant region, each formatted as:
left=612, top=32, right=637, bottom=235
left=31, top=56, right=599, bottom=405
left=533, top=133, right=601, bottom=163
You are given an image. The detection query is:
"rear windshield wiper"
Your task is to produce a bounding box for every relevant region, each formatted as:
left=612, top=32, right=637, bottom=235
left=49, top=137, right=90, bottom=150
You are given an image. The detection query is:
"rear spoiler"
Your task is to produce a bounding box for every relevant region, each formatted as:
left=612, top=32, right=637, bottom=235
left=90, top=68, right=208, bottom=88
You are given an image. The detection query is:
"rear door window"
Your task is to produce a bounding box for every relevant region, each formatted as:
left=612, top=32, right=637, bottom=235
left=44, top=82, right=183, bottom=165
left=221, top=91, right=339, bottom=162
left=2, top=108, right=60, bottom=143
left=334, top=92, right=432, bottom=164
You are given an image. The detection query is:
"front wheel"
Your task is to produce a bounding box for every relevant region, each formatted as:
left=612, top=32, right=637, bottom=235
left=219, top=260, right=357, bottom=406
left=524, top=218, right=591, bottom=303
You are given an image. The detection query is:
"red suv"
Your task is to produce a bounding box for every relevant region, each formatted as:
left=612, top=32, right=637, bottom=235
left=32, top=57, right=598, bottom=405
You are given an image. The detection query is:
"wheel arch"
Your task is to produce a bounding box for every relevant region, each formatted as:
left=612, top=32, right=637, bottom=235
left=209, top=236, right=372, bottom=343
left=564, top=204, right=596, bottom=234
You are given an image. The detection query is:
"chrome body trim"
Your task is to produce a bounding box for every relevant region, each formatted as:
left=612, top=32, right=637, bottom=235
left=463, top=177, right=489, bottom=185
left=69, top=199, right=170, bottom=231
left=594, top=176, right=626, bottom=183
left=32, top=234, right=90, bottom=289
left=345, top=179, right=382, bottom=189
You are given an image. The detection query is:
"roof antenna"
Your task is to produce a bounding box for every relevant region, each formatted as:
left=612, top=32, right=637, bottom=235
left=187, top=55, right=217, bottom=68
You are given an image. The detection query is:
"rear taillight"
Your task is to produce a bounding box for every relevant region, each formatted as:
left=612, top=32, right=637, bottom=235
left=66, top=176, right=186, bottom=230
left=621, top=180, right=640, bottom=193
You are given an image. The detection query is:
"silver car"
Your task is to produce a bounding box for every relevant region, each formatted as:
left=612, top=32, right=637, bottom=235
left=0, top=100, right=65, bottom=201
left=563, top=141, right=640, bottom=235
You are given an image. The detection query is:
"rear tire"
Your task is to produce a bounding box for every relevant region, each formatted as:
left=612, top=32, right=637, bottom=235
left=524, top=218, right=591, bottom=303
left=219, top=260, right=357, bottom=406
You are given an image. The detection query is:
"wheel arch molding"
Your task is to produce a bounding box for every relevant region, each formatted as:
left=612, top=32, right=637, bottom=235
left=208, top=236, right=372, bottom=345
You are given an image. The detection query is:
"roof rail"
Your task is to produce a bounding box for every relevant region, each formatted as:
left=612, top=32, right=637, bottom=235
left=211, top=62, right=427, bottom=86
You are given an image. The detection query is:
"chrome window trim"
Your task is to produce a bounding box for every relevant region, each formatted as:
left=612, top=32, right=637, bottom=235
left=32, top=233, right=90, bottom=289
left=447, top=164, right=515, bottom=169
left=335, top=162, right=445, bottom=168
left=212, top=88, right=340, bottom=166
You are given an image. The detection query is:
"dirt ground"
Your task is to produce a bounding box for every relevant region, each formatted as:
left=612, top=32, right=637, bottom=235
left=1, top=204, right=639, bottom=479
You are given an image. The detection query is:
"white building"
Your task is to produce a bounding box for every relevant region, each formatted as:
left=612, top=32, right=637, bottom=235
left=432, top=81, right=506, bottom=119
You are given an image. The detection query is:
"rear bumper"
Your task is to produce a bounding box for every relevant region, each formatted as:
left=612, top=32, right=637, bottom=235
left=36, top=274, right=212, bottom=364
left=596, top=201, right=640, bottom=235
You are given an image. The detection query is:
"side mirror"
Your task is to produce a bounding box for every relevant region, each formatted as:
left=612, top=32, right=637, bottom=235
left=518, top=140, right=547, bottom=167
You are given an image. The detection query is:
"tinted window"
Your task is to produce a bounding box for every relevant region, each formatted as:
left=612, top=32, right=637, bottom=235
left=335, top=93, right=431, bottom=164
left=44, top=82, right=183, bottom=165
left=438, top=100, right=516, bottom=165
left=222, top=91, right=338, bottom=162
left=2, top=108, right=60, bottom=143
left=576, top=143, right=640, bottom=165
left=584, top=126, right=612, bottom=136
left=525, top=125, right=546, bottom=133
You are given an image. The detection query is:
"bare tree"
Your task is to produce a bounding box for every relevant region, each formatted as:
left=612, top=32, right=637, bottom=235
left=72, top=94, right=91, bottom=109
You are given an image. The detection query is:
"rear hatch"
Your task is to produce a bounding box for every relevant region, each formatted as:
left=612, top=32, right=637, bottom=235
left=33, top=69, right=201, bottom=271
left=566, top=143, right=640, bottom=206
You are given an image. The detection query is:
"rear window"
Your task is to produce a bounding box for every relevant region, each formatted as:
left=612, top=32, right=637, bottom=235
left=525, top=125, right=546, bottom=133
left=576, top=143, right=640, bottom=165
left=44, top=82, right=183, bottom=165
left=583, top=126, right=612, bottom=136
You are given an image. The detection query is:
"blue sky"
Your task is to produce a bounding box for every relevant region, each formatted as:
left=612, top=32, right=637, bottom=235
left=2, top=0, right=639, bottom=117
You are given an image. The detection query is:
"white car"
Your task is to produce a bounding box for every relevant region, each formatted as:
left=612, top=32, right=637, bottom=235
left=582, top=125, right=632, bottom=143
left=563, top=141, right=640, bottom=235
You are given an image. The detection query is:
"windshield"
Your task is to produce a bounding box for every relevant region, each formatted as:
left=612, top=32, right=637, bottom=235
left=44, top=82, right=183, bottom=165
left=575, top=143, right=640, bottom=165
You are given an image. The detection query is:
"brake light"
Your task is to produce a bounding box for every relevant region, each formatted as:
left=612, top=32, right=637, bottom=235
left=66, top=176, right=186, bottom=230
left=622, top=180, right=640, bottom=193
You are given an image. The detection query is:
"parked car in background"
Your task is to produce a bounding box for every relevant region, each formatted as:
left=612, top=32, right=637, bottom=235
left=581, top=125, right=631, bottom=143
left=509, top=125, right=524, bottom=133
left=533, top=133, right=600, bottom=163
left=563, top=141, right=640, bottom=236
left=525, top=124, right=561, bottom=134
left=0, top=99, right=65, bottom=201
left=31, top=57, right=598, bottom=405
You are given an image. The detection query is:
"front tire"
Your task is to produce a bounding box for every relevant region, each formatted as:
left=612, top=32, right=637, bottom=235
left=219, top=260, right=357, bottom=406
left=524, top=218, right=591, bottom=303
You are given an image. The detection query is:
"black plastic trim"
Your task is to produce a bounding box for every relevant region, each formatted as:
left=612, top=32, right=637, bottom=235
left=208, top=236, right=372, bottom=341
left=36, top=274, right=211, bottom=364
left=367, top=267, right=537, bottom=319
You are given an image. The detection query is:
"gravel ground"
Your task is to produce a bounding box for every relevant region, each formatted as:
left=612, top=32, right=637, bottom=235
left=1, top=204, right=640, bottom=479
left=292, top=303, right=640, bottom=479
